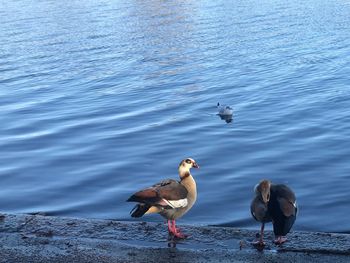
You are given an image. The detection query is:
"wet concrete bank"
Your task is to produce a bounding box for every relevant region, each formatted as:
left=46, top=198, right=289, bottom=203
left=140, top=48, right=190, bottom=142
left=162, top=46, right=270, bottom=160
left=0, top=213, right=349, bottom=263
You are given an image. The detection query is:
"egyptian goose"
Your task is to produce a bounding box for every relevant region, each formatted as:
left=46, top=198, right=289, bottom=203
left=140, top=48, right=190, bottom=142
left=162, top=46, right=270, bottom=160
left=127, top=158, right=199, bottom=239
left=251, top=179, right=297, bottom=245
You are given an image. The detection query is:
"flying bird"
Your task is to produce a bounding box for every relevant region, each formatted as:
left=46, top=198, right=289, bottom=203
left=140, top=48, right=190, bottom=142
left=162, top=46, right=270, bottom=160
left=251, top=179, right=297, bottom=246
left=127, top=158, right=199, bottom=240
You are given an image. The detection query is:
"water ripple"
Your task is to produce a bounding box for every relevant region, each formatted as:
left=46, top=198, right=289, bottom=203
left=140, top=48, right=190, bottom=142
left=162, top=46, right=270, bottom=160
left=0, top=0, right=350, bottom=232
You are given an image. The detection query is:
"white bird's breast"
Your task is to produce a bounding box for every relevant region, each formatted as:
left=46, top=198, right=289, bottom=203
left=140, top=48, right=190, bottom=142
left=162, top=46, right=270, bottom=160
left=163, top=198, right=188, bottom=208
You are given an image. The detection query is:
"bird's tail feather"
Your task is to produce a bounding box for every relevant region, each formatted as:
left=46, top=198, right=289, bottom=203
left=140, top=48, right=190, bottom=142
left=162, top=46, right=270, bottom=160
left=130, top=203, right=151, bottom=218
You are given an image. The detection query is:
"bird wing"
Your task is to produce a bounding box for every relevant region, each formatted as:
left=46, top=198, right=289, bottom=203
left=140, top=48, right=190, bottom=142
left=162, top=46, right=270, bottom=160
left=273, top=184, right=297, bottom=217
left=277, top=197, right=297, bottom=217
left=250, top=196, right=270, bottom=222
left=127, top=179, right=188, bottom=208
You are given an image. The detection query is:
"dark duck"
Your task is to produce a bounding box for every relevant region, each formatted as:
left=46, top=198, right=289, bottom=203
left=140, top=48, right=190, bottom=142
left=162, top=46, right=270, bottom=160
left=251, top=179, right=297, bottom=245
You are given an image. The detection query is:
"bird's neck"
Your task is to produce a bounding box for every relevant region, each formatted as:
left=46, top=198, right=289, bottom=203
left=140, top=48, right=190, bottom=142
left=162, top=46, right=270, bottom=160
left=178, top=165, right=191, bottom=180
left=179, top=169, right=197, bottom=200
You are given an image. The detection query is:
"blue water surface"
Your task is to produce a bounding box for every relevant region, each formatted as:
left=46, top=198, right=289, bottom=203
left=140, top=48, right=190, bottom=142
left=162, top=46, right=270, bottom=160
left=1, top=0, right=350, bottom=233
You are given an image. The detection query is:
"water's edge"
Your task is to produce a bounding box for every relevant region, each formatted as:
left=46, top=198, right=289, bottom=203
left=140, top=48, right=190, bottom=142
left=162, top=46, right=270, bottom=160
left=0, top=213, right=349, bottom=262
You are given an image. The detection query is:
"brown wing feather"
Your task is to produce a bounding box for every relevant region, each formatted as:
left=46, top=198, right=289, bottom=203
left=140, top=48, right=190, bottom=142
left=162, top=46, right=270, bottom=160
left=127, top=179, right=188, bottom=206
left=272, top=184, right=297, bottom=217
left=156, top=179, right=188, bottom=200
left=277, top=197, right=296, bottom=217
left=272, top=184, right=296, bottom=202
left=128, top=188, right=159, bottom=202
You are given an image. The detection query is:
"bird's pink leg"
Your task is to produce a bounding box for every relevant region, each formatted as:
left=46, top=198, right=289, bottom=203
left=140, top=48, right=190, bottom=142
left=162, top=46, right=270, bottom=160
left=274, top=236, right=287, bottom=245
left=167, top=220, right=177, bottom=235
left=169, top=220, right=187, bottom=239
left=167, top=220, right=176, bottom=247
left=167, top=220, right=173, bottom=234
left=252, top=223, right=265, bottom=246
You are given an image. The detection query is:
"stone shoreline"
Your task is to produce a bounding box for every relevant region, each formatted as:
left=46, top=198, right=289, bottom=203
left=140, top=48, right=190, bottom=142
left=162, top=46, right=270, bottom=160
left=0, top=213, right=349, bottom=262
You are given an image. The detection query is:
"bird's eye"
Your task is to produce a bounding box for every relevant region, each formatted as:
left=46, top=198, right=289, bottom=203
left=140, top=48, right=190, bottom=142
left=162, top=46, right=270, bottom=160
left=185, top=159, right=192, bottom=164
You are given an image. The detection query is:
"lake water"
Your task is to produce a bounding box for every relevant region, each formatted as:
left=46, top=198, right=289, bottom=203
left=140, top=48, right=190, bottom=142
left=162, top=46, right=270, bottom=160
left=1, top=0, right=350, bottom=233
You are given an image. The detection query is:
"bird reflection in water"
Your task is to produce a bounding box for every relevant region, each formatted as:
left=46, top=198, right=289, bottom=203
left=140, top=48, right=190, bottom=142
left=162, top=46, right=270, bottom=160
left=218, top=114, right=233, bottom=123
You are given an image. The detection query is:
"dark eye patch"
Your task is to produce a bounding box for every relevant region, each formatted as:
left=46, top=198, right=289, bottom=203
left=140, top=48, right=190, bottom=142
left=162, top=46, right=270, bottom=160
left=185, top=159, right=192, bottom=164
